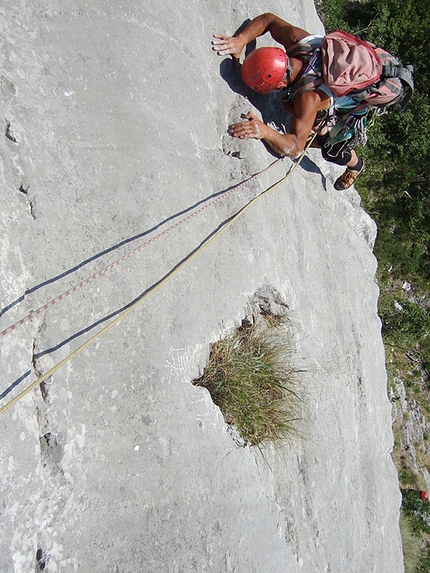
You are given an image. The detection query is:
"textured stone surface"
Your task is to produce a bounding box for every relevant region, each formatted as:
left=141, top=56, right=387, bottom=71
left=0, top=1, right=403, bottom=572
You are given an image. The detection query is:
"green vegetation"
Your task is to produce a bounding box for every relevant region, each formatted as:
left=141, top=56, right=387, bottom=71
left=400, top=512, right=425, bottom=573
left=193, top=318, right=304, bottom=446
left=316, top=1, right=430, bottom=569
left=401, top=490, right=430, bottom=537
left=380, top=284, right=430, bottom=398
left=400, top=490, right=430, bottom=572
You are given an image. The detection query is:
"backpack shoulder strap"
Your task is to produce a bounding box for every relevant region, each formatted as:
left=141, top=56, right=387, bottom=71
left=286, top=40, right=316, bottom=60
left=285, top=40, right=326, bottom=100
left=376, top=47, right=414, bottom=91
left=383, top=64, right=414, bottom=90
left=289, top=74, right=326, bottom=99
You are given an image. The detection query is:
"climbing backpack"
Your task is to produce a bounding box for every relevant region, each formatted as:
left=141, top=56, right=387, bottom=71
left=286, top=30, right=414, bottom=112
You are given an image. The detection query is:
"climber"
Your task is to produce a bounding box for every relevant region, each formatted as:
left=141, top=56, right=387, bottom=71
left=212, top=13, right=365, bottom=190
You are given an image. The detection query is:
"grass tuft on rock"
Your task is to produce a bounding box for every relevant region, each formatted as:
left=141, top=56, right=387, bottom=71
left=194, top=319, right=304, bottom=446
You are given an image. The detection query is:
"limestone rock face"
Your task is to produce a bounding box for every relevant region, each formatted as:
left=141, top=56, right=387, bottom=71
left=0, top=1, right=403, bottom=572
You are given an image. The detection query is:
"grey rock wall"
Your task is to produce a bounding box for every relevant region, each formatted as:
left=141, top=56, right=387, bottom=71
left=0, top=1, right=403, bottom=572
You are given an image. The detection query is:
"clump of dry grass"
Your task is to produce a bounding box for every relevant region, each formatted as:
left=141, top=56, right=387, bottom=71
left=194, top=320, right=304, bottom=446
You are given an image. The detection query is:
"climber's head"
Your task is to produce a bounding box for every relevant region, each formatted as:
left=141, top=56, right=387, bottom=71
left=241, top=47, right=290, bottom=94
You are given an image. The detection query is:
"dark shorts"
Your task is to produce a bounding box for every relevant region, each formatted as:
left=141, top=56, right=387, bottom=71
left=316, top=132, right=353, bottom=166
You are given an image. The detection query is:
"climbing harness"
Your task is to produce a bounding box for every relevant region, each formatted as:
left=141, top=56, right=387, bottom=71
left=323, top=106, right=380, bottom=156
left=0, top=136, right=316, bottom=416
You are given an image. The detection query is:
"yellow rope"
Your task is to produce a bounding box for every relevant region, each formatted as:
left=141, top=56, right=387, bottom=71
left=0, top=137, right=315, bottom=416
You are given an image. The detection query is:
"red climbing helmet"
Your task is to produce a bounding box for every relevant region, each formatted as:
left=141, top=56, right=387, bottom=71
left=241, top=47, right=289, bottom=94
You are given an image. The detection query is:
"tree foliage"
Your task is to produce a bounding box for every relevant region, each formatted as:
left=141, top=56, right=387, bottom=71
left=401, top=489, right=430, bottom=536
